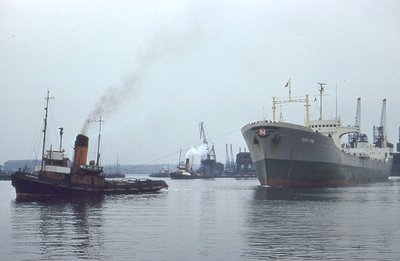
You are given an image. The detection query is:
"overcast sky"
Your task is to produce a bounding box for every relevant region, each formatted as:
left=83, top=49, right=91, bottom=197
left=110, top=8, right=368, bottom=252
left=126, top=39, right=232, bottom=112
left=1, top=0, right=399, bottom=166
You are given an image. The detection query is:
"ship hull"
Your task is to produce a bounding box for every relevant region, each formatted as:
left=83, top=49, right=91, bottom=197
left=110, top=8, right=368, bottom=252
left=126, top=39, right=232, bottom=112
left=169, top=172, right=215, bottom=179
left=390, top=153, right=400, bottom=176
left=12, top=171, right=168, bottom=198
left=169, top=172, right=204, bottom=179
left=242, top=121, right=392, bottom=187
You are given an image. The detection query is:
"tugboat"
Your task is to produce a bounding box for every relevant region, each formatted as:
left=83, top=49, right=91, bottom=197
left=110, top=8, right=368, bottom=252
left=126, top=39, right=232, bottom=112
left=11, top=91, right=168, bottom=198
left=169, top=158, right=202, bottom=179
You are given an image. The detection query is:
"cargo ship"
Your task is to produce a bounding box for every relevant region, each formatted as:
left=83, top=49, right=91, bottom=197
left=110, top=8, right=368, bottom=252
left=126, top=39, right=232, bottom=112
left=11, top=91, right=168, bottom=198
left=242, top=84, right=393, bottom=187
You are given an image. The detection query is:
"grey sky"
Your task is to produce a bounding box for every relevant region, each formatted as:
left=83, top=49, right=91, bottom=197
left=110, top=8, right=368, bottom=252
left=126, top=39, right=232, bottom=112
left=1, top=0, right=399, bottom=166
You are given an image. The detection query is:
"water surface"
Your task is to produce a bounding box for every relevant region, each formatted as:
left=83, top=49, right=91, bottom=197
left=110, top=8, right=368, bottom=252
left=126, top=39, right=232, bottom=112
left=1, top=176, right=400, bottom=260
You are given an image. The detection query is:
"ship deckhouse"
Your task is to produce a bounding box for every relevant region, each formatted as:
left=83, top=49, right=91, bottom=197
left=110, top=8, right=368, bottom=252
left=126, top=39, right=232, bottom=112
left=309, top=119, right=359, bottom=148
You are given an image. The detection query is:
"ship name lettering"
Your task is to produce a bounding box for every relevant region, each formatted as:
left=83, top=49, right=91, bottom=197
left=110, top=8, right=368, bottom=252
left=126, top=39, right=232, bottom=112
left=301, top=138, right=315, bottom=143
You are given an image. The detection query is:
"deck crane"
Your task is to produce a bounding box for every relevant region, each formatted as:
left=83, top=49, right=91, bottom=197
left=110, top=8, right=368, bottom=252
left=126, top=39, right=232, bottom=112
left=381, top=98, right=387, bottom=141
left=349, top=98, right=362, bottom=147
left=373, top=99, right=387, bottom=148
left=355, top=97, right=361, bottom=128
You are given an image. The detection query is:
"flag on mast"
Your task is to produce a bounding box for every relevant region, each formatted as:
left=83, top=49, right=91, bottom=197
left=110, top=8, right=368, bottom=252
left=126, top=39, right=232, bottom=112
left=284, top=79, right=292, bottom=100
left=284, top=79, right=291, bottom=88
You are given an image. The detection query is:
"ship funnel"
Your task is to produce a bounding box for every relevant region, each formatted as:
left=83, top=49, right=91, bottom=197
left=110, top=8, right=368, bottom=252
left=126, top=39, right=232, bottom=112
left=185, top=158, right=190, bottom=172
left=72, top=134, right=89, bottom=173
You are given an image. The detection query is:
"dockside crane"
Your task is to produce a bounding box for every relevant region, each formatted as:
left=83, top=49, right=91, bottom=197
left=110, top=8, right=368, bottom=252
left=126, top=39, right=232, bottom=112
left=199, top=121, right=216, bottom=161
left=199, top=121, right=208, bottom=145
left=225, top=144, right=230, bottom=170
left=230, top=144, right=235, bottom=171
left=198, top=121, right=223, bottom=177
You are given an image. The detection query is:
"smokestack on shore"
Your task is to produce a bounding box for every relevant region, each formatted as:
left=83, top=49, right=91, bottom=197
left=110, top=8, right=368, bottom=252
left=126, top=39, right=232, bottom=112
left=185, top=158, right=190, bottom=172
left=72, top=134, right=89, bottom=173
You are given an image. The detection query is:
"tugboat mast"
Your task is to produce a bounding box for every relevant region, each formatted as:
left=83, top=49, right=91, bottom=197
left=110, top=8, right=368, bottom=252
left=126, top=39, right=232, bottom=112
left=41, top=90, right=54, bottom=171
left=94, top=116, right=104, bottom=167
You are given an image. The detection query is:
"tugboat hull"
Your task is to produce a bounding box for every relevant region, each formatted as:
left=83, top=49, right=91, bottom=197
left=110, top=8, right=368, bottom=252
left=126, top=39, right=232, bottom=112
left=12, top=171, right=168, bottom=198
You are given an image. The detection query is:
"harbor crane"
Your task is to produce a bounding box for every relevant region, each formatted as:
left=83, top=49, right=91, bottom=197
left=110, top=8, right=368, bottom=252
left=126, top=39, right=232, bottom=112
left=199, top=121, right=216, bottom=161
left=197, top=121, right=223, bottom=176
left=199, top=121, right=208, bottom=145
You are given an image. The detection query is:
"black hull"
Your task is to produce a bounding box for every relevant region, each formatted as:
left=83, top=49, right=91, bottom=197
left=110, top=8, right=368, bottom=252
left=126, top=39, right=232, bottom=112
left=390, top=153, right=400, bottom=176
left=254, top=158, right=389, bottom=187
left=11, top=172, right=168, bottom=198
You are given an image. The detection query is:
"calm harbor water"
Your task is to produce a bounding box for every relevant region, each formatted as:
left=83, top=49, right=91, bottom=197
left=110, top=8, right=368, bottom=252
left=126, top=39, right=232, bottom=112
left=1, top=175, right=400, bottom=260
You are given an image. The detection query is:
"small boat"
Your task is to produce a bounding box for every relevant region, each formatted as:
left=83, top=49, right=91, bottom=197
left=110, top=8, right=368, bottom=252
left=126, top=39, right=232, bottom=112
left=11, top=91, right=168, bottom=198
left=0, top=173, right=12, bottom=181
left=149, top=168, right=170, bottom=178
left=104, top=154, right=126, bottom=178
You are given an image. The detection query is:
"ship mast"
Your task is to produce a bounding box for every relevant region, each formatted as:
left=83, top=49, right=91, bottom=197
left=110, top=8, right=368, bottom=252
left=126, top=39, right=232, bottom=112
left=317, top=83, right=326, bottom=120
left=93, top=116, right=104, bottom=167
left=59, top=127, right=64, bottom=151
left=116, top=153, right=119, bottom=174
left=41, top=90, right=54, bottom=171
left=178, top=148, right=182, bottom=166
